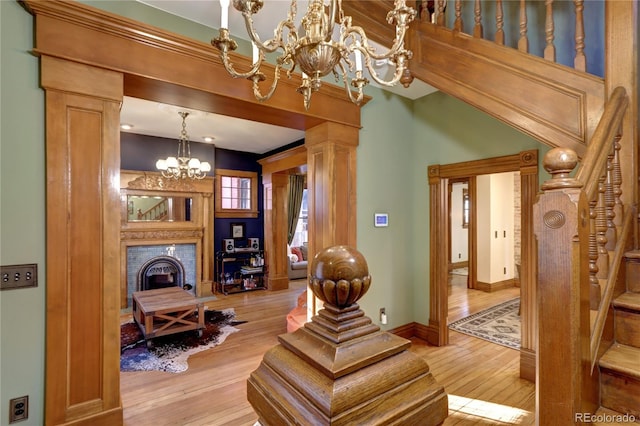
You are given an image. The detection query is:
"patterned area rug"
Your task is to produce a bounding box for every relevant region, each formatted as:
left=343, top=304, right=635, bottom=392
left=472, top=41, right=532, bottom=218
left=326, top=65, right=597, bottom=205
left=448, top=298, right=520, bottom=349
left=120, top=308, right=245, bottom=373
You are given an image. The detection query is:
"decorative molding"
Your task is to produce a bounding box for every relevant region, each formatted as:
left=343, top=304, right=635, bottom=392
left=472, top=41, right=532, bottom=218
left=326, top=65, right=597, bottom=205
left=122, top=170, right=213, bottom=193
left=386, top=322, right=416, bottom=339
left=476, top=279, right=517, bottom=292
left=520, top=348, right=536, bottom=382
left=121, top=229, right=204, bottom=241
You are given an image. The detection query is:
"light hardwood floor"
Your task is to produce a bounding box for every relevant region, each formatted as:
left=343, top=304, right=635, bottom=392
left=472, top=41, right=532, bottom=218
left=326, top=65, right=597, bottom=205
left=121, top=275, right=533, bottom=425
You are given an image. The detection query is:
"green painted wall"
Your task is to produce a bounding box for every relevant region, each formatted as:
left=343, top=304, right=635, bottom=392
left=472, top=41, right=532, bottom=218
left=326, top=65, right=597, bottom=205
left=356, top=88, right=416, bottom=327
left=1, top=1, right=46, bottom=424
left=0, top=1, right=552, bottom=422
left=408, top=93, right=551, bottom=326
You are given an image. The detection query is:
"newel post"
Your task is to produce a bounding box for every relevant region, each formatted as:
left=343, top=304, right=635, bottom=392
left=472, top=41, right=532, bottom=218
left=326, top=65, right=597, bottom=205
left=534, top=148, right=591, bottom=424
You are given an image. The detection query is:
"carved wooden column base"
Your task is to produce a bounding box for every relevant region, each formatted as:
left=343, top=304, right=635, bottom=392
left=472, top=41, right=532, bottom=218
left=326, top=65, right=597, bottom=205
left=247, top=246, right=448, bottom=425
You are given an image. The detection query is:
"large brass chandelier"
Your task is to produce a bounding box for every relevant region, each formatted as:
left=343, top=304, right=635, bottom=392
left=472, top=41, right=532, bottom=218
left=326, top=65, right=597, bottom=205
left=156, top=112, right=212, bottom=180
left=211, top=0, right=416, bottom=110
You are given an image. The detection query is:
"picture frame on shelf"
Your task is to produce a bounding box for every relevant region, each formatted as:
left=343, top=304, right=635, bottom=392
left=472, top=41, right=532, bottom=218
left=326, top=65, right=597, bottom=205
left=231, top=222, right=246, bottom=239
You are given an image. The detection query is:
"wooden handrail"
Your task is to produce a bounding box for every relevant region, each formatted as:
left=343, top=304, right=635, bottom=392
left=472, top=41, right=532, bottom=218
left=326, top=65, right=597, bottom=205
left=575, top=86, right=629, bottom=200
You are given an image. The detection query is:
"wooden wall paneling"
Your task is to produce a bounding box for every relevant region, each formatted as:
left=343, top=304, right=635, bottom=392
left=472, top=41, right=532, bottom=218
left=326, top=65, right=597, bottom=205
left=42, top=56, right=123, bottom=426
left=262, top=172, right=290, bottom=291
left=409, top=22, right=605, bottom=156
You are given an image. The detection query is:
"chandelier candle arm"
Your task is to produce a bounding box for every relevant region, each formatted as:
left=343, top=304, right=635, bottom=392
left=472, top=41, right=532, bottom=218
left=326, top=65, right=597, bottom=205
left=211, top=0, right=416, bottom=109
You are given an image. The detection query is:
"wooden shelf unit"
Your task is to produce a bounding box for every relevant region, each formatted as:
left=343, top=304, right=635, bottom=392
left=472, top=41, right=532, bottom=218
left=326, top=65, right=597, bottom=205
left=215, top=250, right=266, bottom=295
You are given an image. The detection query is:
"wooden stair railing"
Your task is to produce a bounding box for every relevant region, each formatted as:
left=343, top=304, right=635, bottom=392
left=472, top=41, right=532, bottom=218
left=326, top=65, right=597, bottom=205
left=422, top=0, right=599, bottom=74
left=534, top=86, right=630, bottom=424
left=406, top=0, right=607, bottom=155
left=136, top=198, right=168, bottom=221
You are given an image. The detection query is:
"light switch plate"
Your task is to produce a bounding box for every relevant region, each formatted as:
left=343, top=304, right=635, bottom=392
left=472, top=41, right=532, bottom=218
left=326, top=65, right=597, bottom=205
left=0, top=264, right=38, bottom=290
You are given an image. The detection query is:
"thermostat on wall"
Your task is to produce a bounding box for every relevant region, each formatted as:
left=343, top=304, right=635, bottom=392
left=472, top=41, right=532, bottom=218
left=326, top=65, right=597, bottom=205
left=374, top=213, right=389, bottom=227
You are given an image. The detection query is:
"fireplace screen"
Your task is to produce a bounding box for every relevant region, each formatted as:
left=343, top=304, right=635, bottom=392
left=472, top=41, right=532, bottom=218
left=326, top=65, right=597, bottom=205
left=137, top=256, right=189, bottom=291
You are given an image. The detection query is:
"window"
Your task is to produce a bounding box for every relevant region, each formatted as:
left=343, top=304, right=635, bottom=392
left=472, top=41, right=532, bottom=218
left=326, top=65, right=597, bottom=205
left=462, top=187, right=470, bottom=228
left=291, top=189, right=308, bottom=247
left=215, top=169, right=258, bottom=218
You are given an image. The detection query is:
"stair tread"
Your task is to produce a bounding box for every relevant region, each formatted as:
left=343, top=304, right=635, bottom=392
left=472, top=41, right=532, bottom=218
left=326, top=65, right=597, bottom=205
left=600, top=343, right=640, bottom=380
left=613, top=292, right=640, bottom=311
left=624, top=250, right=640, bottom=260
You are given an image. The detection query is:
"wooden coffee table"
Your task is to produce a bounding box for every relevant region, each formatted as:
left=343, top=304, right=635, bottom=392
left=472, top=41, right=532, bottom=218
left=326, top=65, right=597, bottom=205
left=132, top=287, right=205, bottom=347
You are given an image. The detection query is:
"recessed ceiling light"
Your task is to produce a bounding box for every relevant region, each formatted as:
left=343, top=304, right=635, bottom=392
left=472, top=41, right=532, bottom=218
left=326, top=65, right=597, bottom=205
left=202, top=136, right=215, bottom=143
left=120, top=123, right=133, bottom=130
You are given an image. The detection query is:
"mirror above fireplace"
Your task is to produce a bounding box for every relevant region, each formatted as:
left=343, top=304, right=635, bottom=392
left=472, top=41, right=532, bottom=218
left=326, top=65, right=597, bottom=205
left=126, top=194, right=193, bottom=222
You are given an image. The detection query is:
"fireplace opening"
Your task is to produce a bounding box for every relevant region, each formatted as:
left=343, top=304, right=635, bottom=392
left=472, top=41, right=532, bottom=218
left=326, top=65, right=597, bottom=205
left=137, top=256, right=191, bottom=292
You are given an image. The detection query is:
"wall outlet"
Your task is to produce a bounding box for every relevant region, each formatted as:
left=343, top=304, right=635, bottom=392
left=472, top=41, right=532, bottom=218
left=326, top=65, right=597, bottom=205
left=380, top=308, right=387, bottom=325
left=0, top=264, right=37, bottom=290
left=9, top=396, right=28, bottom=423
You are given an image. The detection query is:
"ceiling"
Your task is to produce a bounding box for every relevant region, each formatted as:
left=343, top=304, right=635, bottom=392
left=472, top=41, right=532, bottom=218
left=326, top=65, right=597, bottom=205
left=120, top=0, right=437, bottom=154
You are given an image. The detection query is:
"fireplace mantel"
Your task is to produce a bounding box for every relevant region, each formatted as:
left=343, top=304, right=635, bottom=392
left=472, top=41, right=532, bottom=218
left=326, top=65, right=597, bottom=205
left=120, top=170, right=214, bottom=306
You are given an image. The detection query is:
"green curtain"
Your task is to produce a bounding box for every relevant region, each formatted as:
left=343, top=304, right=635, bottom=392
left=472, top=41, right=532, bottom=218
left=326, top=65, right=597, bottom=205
left=287, top=174, right=305, bottom=245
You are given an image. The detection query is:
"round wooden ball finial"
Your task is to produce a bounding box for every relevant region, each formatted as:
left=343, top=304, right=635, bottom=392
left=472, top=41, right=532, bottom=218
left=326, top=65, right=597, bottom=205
left=541, top=147, right=581, bottom=190
left=543, top=147, right=578, bottom=175
left=309, top=245, right=371, bottom=309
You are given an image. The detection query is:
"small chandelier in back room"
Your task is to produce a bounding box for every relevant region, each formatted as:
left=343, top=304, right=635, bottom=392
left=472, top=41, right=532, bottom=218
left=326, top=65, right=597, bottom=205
left=156, top=112, right=212, bottom=180
left=211, top=0, right=416, bottom=110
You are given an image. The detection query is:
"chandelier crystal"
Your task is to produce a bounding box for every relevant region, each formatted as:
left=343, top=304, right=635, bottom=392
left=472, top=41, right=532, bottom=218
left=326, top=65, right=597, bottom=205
left=211, top=0, right=416, bottom=110
left=156, top=112, right=212, bottom=180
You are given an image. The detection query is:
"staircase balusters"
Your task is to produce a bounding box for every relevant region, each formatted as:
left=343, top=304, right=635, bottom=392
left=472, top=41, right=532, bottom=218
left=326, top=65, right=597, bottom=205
left=544, top=0, right=556, bottom=61
left=518, top=0, right=529, bottom=52
left=596, top=176, right=610, bottom=279
left=454, top=0, right=463, bottom=31
left=473, top=0, right=483, bottom=38
left=605, top=147, right=617, bottom=250
left=495, top=0, right=504, bottom=45
left=418, top=0, right=601, bottom=75
left=574, top=0, right=586, bottom=71
left=589, top=198, right=601, bottom=310
left=437, top=0, right=446, bottom=26
left=612, top=132, right=623, bottom=227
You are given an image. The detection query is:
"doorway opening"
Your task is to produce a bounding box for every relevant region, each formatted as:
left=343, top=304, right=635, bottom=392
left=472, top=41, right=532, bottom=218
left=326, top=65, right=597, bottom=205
left=447, top=172, right=522, bottom=327
left=428, top=150, right=539, bottom=381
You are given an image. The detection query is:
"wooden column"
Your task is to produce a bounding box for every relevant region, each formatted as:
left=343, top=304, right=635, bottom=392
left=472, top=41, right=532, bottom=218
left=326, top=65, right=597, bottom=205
left=305, top=122, right=359, bottom=314
left=42, top=56, right=123, bottom=425
left=305, top=122, right=358, bottom=257
left=263, top=172, right=290, bottom=291
left=519, top=151, right=539, bottom=382
left=427, top=165, right=449, bottom=346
